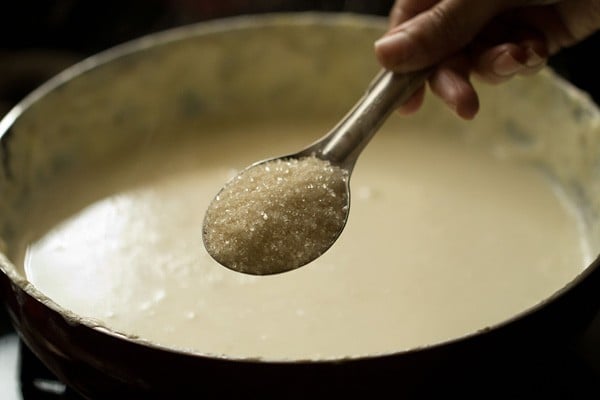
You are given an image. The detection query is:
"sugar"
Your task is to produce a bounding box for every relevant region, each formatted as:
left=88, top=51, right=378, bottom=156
left=203, top=156, right=349, bottom=275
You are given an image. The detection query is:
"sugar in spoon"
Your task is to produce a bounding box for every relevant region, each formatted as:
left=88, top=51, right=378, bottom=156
left=203, top=69, right=429, bottom=275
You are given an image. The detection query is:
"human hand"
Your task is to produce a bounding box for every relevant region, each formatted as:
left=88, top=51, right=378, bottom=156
left=375, top=0, right=600, bottom=119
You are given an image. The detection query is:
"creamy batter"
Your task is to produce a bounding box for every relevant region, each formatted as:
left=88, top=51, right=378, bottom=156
left=21, top=120, right=587, bottom=360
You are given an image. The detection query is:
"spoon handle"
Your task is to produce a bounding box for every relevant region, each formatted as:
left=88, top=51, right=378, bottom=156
left=312, top=69, right=430, bottom=169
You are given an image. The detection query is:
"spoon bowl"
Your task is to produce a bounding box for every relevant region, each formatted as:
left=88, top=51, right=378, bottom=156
left=203, top=69, right=429, bottom=275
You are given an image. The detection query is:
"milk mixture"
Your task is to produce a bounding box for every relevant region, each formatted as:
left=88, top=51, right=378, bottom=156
left=21, top=120, right=587, bottom=360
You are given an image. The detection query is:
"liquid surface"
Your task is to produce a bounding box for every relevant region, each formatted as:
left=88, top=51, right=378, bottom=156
left=22, top=121, right=587, bottom=360
left=203, top=156, right=349, bottom=275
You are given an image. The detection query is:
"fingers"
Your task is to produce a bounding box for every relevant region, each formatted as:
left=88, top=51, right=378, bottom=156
left=429, top=55, right=479, bottom=120
left=395, top=42, right=547, bottom=119
left=517, top=0, right=600, bottom=53
left=556, top=0, right=600, bottom=42
left=397, top=84, right=426, bottom=114
left=471, top=42, right=547, bottom=84
left=378, top=0, right=561, bottom=119
left=397, top=55, right=479, bottom=120
left=469, top=20, right=548, bottom=83
left=375, top=0, right=504, bottom=73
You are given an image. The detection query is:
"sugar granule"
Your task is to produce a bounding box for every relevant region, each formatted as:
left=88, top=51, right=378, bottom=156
left=203, top=156, right=349, bottom=274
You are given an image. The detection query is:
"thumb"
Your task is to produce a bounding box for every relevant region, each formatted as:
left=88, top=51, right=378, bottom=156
left=375, top=0, right=505, bottom=72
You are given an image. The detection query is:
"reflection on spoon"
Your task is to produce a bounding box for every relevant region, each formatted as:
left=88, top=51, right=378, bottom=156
left=203, top=69, right=429, bottom=275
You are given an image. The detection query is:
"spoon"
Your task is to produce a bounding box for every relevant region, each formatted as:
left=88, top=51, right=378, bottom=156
left=203, top=69, right=429, bottom=275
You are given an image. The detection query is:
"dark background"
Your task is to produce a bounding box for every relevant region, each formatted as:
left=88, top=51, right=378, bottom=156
left=0, top=1, right=599, bottom=398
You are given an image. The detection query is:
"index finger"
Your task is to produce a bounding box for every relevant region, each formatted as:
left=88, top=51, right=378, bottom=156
left=376, top=0, right=505, bottom=73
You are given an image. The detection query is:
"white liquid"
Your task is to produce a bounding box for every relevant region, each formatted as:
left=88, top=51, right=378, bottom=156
left=22, top=121, right=587, bottom=360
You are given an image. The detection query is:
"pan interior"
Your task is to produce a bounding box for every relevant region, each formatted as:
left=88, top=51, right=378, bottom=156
left=1, top=14, right=599, bottom=361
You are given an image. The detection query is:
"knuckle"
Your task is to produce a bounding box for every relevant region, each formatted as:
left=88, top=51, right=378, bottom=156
left=428, top=4, right=466, bottom=47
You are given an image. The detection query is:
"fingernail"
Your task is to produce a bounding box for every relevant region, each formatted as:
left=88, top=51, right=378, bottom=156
left=374, top=30, right=411, bottom=65
left=375, top=30, right=408, bottom=49
left=525, top=47, right=545, bottom=67
left=492, top=52, right=524, bottom=77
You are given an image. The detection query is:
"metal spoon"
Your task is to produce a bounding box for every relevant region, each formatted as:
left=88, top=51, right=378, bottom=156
left=203, top=69, right=429, bottom=275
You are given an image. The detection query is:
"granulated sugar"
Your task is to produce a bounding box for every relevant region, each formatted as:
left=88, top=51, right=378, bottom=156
left=203, top=156, right=349, bottom=275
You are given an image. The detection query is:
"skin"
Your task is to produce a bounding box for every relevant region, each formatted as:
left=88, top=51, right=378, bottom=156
left=374, top=0, right=600, bottom=119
